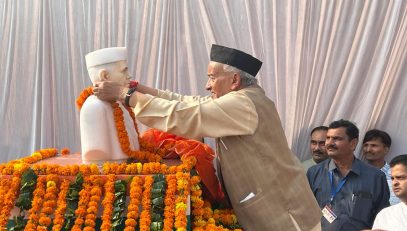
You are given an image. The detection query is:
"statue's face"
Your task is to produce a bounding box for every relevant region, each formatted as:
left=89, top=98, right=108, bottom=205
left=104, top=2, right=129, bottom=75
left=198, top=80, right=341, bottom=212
left=107, top=60, right=131, bottom=86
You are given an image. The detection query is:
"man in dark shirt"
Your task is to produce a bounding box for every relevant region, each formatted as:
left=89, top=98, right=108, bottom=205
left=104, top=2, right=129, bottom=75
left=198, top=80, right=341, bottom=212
left=307, top=119, right=390, bottom=231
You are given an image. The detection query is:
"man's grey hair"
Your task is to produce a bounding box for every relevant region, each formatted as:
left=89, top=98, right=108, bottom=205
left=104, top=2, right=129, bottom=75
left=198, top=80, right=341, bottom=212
left=222, top=64, right=258, bottom=87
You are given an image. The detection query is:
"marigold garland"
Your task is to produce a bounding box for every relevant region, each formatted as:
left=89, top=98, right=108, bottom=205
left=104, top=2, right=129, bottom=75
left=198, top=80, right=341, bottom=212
left=139, top=175, right=154, bottom=231
left=25, top=176, right=47, bottom=230
left=0, top=148, right=57, bottom=175
left=36, top=174, right=59, bottom=230
left=175, top=172, right=189, bottom=231
left=111, top=102, right=162, bottom=162
left=100, top=174, right=115, bottom=231
left=83, top=176, right=103, bottom=231
left=163, top=174, right=177, bottom=231
left=76, top=87, right=162, bottom=162
left=52, top=178, right=70, bottom=231
left=124, top=176, right=144, bottom=231
left=0, top=174, right=21, bottom=228
left=71, top=176, right=92, bottom=230
left=0, top=178, right=11, bottom=227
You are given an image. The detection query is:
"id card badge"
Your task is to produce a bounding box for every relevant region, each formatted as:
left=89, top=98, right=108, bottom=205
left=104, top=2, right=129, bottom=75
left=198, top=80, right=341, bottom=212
left=322, top=204, right=337, bottom=223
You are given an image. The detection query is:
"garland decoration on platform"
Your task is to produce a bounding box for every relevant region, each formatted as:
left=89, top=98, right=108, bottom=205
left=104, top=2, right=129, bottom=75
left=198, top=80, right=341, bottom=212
left=52, top=178, right=70, bottom=231
left=71, top=175, right=92, bottom=230
left=139, top=175, right=153, bottom=231
left=25, top=176, right=46, bottom=230
left=163, top=174, right=176, bottom=231
left=83, top=176, right=103, bottom=231
left=0, top=174, right=21, bottom=228
left=37, top=174, right=59, bottom=230
left=63, top=173, right=84, bottom=230
left=8, top=168, right=38, bottom=231
left=124, top=176, right=143, bottom=231
left=175, top=172, right=189, bottom=231
left=100, top=174, right=115, bottom=231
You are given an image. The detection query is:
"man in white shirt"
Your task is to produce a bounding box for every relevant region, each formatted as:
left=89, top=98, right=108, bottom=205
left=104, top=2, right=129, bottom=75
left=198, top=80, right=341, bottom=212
left=372, top=154, right=407, bottom=231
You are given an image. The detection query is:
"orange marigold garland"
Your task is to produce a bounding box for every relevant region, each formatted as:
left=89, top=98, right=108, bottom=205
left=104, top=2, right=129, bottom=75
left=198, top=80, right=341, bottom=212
left=175, top=172, right=190, bottom=231
left=52, top=178, right=70, bottom=231
left=139, top=175, right=154, bottom=231
left=100, top=174, right=115, bottom=231
left=83, top=176, right=103, bottom=231
left=76, top=86, right=94, bottom=110
left=124, top=176, right=144, bottom=231
left=37, top=174, right=60, bottom=230
left=163, top=174, right=177, bottom=231
left=77, top=87, right=161, bottom=162
left=25, top=176, right=47, bottom=230
left=71, top=176, right=92, bottom=230
left=0, top=178, right=10, bottom=219
left=191, top=175, right=206, bottom=228
left=111, top=102, right=162, bottom=162
left=0, top=174, right=21, bottom=228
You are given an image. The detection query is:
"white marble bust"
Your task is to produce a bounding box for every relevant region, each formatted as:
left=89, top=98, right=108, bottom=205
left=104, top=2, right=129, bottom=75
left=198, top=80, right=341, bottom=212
left=81, top=47, right=139, bottom=164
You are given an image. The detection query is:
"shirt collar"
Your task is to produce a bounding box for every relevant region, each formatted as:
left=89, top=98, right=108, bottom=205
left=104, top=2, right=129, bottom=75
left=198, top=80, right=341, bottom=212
left=381, top=162, right=390, bottom=172
left=328, top=156, right=361, bottom=176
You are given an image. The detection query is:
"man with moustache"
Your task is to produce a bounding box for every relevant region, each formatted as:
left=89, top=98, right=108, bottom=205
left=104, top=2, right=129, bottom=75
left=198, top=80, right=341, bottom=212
left=302, top=126, right=329, bottom=170
left=362, top=129, right=400, bottom=205
left=372, top=154, right=407, bottom=230
left=94, top=44, right=322, bottom=231
left=307, top=119, right=390, bottom=231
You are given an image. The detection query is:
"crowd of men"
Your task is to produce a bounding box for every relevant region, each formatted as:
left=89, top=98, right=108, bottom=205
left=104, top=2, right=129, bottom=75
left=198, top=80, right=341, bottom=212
left=302, top=121, right=407, bottom=231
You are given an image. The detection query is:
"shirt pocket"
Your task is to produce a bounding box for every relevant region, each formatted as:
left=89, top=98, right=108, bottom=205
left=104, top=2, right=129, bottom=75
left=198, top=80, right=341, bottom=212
left=350, top=191, right=373, bottom=223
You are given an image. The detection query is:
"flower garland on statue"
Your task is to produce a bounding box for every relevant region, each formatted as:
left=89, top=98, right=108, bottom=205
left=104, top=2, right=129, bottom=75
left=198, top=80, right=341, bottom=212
left=76, top=86, right=162, bottom=162
left=124, top=176, right=144, bottom=231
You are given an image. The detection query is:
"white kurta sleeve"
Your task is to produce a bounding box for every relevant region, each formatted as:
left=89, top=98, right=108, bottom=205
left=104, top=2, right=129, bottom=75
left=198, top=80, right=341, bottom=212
left=133, top=91, right=258, bottom=140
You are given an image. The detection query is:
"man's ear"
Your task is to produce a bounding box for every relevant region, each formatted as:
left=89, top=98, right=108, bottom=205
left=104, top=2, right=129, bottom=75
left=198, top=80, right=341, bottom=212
left=351, top=138, right=358, bottom=151
left=98, top=69, right=109, bottom=81
left=231, top=73, right=241, bottom=90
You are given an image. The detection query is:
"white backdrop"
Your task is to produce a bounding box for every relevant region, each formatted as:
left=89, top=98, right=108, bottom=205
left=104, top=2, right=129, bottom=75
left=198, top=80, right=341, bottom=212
left=1, top=0, right=407, bottom=163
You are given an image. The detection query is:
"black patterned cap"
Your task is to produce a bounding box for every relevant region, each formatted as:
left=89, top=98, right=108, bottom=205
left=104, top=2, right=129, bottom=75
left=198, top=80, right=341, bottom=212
left=210, top=44, right=262, bottom=76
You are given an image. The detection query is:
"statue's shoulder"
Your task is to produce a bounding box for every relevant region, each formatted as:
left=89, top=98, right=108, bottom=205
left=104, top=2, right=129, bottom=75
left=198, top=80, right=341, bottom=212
left=81, top=95, right=112, bottom=113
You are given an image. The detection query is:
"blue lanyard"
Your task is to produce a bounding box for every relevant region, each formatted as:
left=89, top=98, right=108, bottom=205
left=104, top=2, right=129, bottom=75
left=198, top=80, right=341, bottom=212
left=329, top=171, right=347, bottom=203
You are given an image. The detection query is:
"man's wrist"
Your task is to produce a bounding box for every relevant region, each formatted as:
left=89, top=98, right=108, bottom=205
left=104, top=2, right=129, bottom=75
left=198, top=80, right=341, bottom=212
left=124, top=87, right=137, bottom=107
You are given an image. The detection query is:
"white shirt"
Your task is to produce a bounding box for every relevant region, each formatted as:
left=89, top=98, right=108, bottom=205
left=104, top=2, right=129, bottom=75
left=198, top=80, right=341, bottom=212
left=372, top=202, right=407, bottom=231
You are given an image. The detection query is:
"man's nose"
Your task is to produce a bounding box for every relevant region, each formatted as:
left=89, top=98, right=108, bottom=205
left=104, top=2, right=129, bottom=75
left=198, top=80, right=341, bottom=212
left=205, top=81, right=211, bottom=91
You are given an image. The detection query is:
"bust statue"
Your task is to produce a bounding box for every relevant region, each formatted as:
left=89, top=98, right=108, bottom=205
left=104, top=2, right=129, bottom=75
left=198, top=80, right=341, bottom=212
left=80, top=47, right=140, bottom=164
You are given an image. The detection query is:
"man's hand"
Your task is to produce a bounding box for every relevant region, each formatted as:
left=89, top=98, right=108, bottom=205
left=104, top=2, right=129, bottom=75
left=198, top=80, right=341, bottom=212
left=93, top=81, right=128, bottom=103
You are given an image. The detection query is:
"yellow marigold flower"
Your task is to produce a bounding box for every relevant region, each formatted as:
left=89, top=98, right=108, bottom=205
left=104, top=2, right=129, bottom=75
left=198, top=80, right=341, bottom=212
left=207, top=218, right=215, bottom=224
left=13, top=163, right=24, bottom=171
left=31, top=152, right=42, bottom=158
left=47, top=180, right=56, bottom=188
left=136, top=163, right=142, bottom=174
left=176, top=202, right=187, bottom=210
